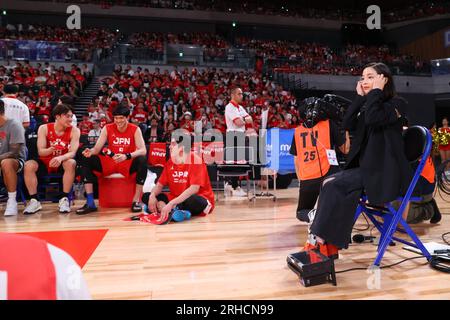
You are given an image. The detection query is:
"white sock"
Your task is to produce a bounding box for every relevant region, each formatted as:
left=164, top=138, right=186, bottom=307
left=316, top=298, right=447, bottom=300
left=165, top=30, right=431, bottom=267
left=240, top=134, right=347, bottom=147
left=8, top=192, right=17, bottom=201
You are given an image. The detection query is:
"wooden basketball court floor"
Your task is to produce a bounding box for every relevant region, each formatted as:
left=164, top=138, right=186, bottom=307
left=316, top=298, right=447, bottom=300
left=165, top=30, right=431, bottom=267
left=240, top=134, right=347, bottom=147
left=1, top=188, right=449, bottom=300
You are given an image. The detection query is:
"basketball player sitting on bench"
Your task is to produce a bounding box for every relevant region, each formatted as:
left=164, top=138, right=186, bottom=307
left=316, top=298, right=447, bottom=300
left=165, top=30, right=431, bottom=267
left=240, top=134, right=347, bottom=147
left=76, top=105, right=147, bottom=214
left=23, top=104, right=80, bottom=214
left=142, top=136, right=214, bottom=224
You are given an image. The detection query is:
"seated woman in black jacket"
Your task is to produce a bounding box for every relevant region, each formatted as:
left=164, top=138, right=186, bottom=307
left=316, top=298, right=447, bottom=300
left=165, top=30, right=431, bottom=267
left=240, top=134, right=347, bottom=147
left=303, top=62, right=413, bottom=258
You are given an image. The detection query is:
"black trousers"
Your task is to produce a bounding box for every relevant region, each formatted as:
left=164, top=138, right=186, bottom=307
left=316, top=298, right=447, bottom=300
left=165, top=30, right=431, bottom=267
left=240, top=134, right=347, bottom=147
left=142, top=192, right=208, bottom=215
left=296, top=180, right=322, bottom=220
left=81, top=155, right=147, bottom=185
left=296, top=167, right=340, bottom=219
left=310, top=167, right=364, bottom=249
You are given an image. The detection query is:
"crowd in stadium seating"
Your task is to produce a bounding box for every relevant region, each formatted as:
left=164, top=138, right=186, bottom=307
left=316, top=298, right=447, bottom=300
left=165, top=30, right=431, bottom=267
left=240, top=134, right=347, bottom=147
left=0, top=24, right=119, bottom=61
left=78, top=66, right=300, bottom=144
left=127, top=33, right=429, bottom=75
left=35, top=0, right=450, bottom=23
left=234, top=39, right=430, bottom=75
left=0, top=62, right=91, bottom=130
left=0, top=22, right=430, bottom=75
left=128, top=32, right=230, bottom=61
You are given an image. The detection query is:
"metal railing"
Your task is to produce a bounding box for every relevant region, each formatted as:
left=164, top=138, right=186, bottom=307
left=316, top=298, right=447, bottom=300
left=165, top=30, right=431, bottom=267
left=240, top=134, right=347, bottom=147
left=118, top=43, right=255, bottom=68
left=431, top=58, right=450, bottom=76
left=264, top=56, right=431, bottom=76
left=0, top=39, right=107, bottom=62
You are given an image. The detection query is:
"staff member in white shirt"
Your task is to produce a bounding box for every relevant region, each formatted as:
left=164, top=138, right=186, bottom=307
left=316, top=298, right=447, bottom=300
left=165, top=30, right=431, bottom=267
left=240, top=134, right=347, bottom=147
left=1, top=85, right=30, bottom=128
left=223, top=87, right=255, bottom=197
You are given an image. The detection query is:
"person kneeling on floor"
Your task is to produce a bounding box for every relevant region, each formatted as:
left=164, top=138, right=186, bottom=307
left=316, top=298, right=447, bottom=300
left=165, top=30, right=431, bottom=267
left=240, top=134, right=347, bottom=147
left=142, top=135, right=214, bottom=224
left=398, top=154, right=441, bottom=224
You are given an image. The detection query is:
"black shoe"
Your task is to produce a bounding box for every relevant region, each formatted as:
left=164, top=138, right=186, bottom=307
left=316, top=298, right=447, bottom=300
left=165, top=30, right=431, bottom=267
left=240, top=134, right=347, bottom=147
left=131, top=202, right=142, bottom=213
left=296, top=210, right=310, bottom=223
left=76, top=204, right=98, bottom=215
left=430, top=199, right=442, bottom=224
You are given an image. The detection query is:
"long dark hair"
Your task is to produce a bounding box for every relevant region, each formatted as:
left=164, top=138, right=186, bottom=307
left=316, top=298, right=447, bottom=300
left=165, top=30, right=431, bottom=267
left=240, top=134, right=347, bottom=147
left=363, top=62, right=396, bottom=101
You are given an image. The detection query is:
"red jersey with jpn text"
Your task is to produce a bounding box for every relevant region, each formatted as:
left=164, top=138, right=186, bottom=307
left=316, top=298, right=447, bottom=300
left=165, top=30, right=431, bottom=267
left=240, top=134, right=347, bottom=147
left=105, top=123, right=138, bottom=154
left=98, top=123, right=138, bottom=177
left=40, top=123, right=72, bottom=171
left=159, top=153, right=215, bottom=211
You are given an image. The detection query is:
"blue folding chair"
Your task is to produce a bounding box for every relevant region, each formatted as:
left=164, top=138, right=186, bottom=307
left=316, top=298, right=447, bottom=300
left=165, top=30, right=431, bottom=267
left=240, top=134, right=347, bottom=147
left=353, top=126, right=433, bottom=266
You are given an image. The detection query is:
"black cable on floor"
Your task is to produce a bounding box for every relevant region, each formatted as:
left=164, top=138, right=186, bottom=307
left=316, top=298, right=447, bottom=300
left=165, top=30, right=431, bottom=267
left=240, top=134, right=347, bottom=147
left=353, top=212, right=370, bottom=232
left=335, top=256, right=428, bottom=274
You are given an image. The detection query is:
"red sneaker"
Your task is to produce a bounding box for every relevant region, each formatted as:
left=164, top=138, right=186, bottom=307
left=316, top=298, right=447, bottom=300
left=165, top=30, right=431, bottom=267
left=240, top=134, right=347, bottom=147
left=318, top=243, right=339, bottom=260
left=301, top=242, right=318, bottom=252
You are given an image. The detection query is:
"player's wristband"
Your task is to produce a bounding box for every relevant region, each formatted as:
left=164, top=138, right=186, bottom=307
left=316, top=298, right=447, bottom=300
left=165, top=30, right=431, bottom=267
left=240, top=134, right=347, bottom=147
left=126, top=153, right=132, bottom=160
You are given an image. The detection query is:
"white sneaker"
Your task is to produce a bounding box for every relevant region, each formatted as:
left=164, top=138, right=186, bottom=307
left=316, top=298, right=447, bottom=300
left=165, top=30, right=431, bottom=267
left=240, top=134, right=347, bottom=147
left=58, top=197, right=71, bottom=214
left=232, top=186, right=247, bottom=197
left=224, top=182, right=233, bottom=197
left=4, top=198, right=18, bottom=216
left=24, top=199, right=42, bottom=215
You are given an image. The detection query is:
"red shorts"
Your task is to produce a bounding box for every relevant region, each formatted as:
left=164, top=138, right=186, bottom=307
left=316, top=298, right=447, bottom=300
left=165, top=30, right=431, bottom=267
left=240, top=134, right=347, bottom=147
left=38, top=158, right=63, bottom=175
left=98, top=154, right=133, bottom=177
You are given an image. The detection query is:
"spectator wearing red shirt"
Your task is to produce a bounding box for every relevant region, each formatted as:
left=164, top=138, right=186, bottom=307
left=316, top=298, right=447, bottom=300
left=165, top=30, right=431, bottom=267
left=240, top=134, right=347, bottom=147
left=131, top=103, right=148, bottom=125
left=179, top=112, right=194, bottom=133
left=108, top=97, right=119, bottom=118
left=24, top=74, right=35, bottom=87
left=78, top=114, right=93, bottom=136
left=36, top=96, right=51, bottom=117
left=46, top=75, right=58, bottom=87
left=268, top=114, right=281, bottom=128
left=38, top=86, right=52, bottom=99
left=148, top=105, right=162, bottom=122
left=98, top=115, right=108, bottom=128
left=143, top=137, right=214, bottom=224
left=130, top=74, right=142, bottom=90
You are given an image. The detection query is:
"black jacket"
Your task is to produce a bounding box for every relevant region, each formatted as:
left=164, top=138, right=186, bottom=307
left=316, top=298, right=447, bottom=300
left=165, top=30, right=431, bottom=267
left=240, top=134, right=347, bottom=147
left=343, top=89, right=413, bottom=204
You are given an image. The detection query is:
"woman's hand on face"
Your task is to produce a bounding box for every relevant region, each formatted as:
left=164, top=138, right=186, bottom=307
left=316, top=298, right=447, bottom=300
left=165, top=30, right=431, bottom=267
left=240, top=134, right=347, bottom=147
left=372, top=74, right=387, bottom=91
left=356, top=80, right=365, bottom=96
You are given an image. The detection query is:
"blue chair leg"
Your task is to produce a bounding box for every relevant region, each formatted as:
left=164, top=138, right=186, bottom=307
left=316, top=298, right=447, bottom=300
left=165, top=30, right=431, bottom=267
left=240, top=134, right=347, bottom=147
left=377, top=210, right=394, bottom=252
left=374, top=204, right=406, bottom=266
left=398, top=219, right=432, bottom=260
left=353, top=204, right=363, bottom=224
